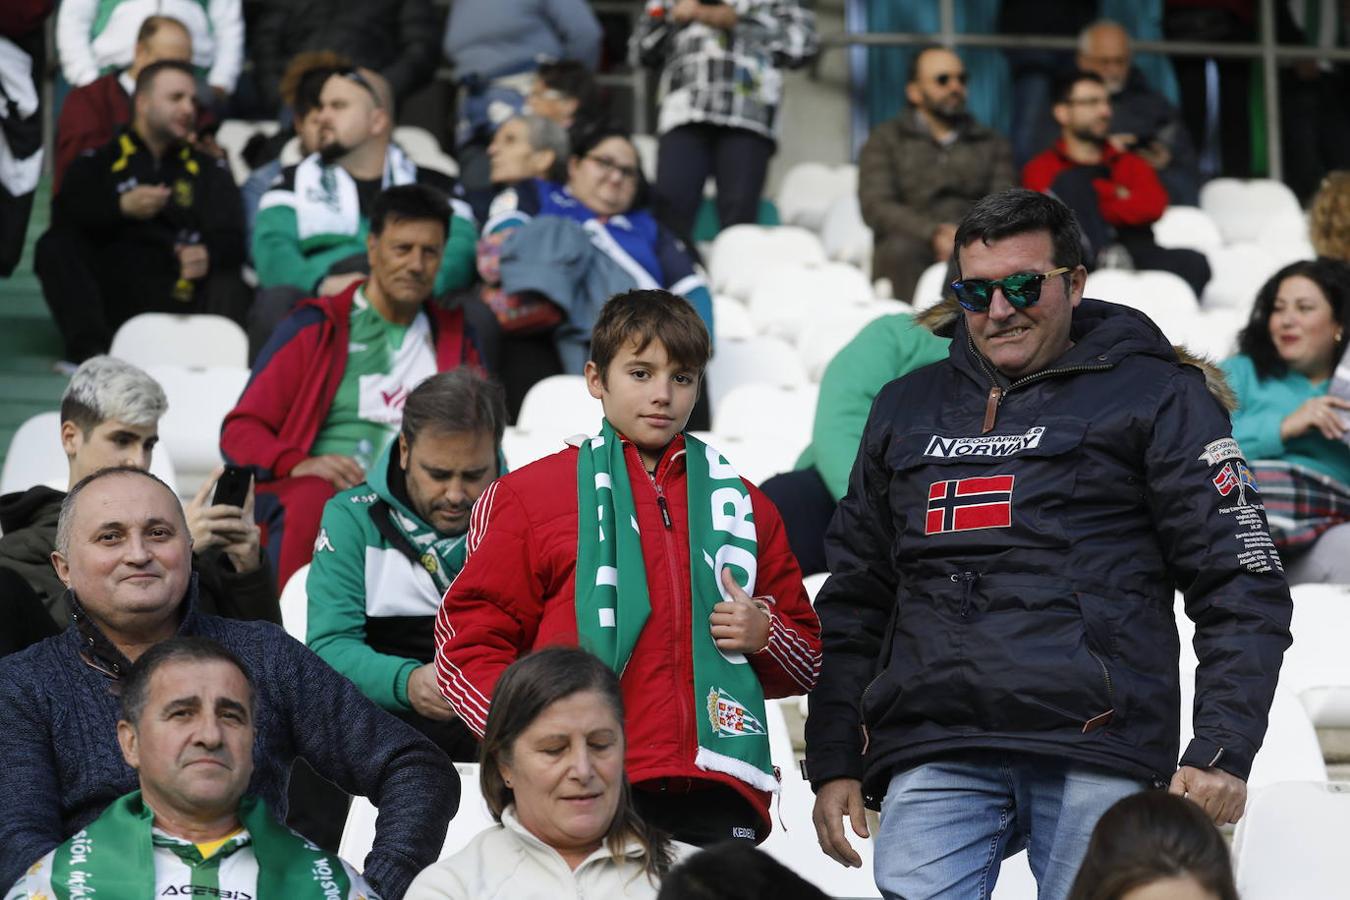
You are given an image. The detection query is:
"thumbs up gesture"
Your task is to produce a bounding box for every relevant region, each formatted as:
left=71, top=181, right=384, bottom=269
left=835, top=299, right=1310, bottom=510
left=709, top=566, right=771, bottom=653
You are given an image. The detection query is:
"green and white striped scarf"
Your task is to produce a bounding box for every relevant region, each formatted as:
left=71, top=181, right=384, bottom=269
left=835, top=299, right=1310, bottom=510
left=10, top=791, right=374, bottom=900
left=575, top=420, right=776, bottom=792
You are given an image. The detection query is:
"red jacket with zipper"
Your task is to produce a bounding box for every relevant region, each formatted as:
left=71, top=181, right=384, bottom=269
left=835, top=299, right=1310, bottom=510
left=434, top=433, right=821, bottom=835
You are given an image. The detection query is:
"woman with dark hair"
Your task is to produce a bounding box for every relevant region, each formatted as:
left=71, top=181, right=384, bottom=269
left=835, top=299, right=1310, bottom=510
left=405, top=647, right=686, bottom=898
left=1222, top=258, right=1350, bottom=583
left=1067, top=791, right=1238, bottom=900
left=473, top=125, right=713, bottom=421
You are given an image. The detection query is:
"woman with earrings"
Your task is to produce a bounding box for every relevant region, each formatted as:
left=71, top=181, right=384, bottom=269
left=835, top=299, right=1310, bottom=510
left=1222, top=258, right=1350, bottom=583
left=405, top=647, right=690, bottom=899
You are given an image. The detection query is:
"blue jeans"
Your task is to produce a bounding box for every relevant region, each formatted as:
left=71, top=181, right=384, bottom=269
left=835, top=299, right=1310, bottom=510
left=875, top=753, right=1149, bottom=900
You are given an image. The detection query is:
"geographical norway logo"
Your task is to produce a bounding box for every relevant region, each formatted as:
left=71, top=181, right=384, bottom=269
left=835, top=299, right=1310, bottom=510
left=706, top=687, right=766, bottom=738
left=924, top=427, right=1045, bottom=458
left=1212, top=460, right=1259, bottom=505
left=925, top=475, right=1015, bottom=534
left=1198, top=437, right=1243, bottom=467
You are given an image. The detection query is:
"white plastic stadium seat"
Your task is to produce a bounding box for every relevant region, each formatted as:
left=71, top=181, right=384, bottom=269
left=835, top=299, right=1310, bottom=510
left=709, top=226, right=827, bottom=301
left=712, top=383, right=818, bottom=457
left=705, top=336, right=806, bottom=409
left=776, top=163, right=858, bottom=233
left=1282, top=583, right=1350, bottom=727
left=746, top=262, right=874, bottom=343
left=713, top=294, right=756, bottom=340
left=1084, top=270, right=1200, bottom=344
left=279, top=134, right=303, bottom=166
left=111, top=313, right=249, bottom=370
left=820, top=192, right=873, bottom=274
left=515, top=375, right=603, bottom=441
left=1200, top=243, right=1280, bottom=312
left=1232, top=781, right=1350, bottom=900
left=144, top=365, right=250, bottom=498
left=631, top=133, right=658, bottom=181
left=1152, top=205, right=1223, bottom=252
left=280, top=563, right=310, bottom=642
left=216, top=119, right=280, bottom=184
left=500, top=426, right=564, bottom=471
left=393, top=125, right=459, bottom=177
left=1200, top=178, right=1302, bottom=245
left=910, top=260, right=949, bottom=311
left=0, top=411, right=178, bottom=495
left=798, top=302, right=910, bottom=382
left=340, top=763, right=496, bottom=868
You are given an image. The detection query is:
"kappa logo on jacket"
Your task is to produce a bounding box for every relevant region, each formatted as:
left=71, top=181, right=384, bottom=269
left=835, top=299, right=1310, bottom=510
left=925, top=475, right=1015, bottom=534
left=924, top=427, right=1045, bottom=458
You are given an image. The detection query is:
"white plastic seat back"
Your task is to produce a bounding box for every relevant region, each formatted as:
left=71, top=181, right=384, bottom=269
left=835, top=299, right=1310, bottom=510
left=281, top=563, right=310, bottom=643
left=820, top=192, right=873, bottom=273
left=1, top=411, right=178, bottom=495
left=713, top=294, right=756, bottom=340
left=144, top=364, right=249, bottom=497
left=709, top=227, right=828, bottom=300
left=515, top=375, right=603, bottom=441
left=910, top=260, right=949, bottom=311
left=1283, top=583, right=1350, bottom=727
left=1152, top=205, right=1224, bottom=251
left=799, top=303, right=909, bottom=382
left=1200, top=243, right=1281, bottom=312
left=500, top=426, right=565, bottom=471
left=712, top=383, right=818, bottom=457
left=632, top=133, right=658, bottom=181
left=1233, top=781, right=1350, bottom=900
left=392, top=125, right=459, bottom=177
left=111, top=313, right=249, bottom=370
left=339, top=763, right=497, bottom=869
left=1085, top=270, right=1200, bottom=344
left=1200, top=178, right=1302, bottom=245
left=747, top=262, right=874, bottom=343
left=216, top=119, right=280, bottom=184
left=776, top=163, right=858, bottom=233
left=706, top=336, right=807, bottom=409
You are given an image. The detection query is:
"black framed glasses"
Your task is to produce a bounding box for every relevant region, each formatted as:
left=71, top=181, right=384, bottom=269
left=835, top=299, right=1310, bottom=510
left=950, top=267, right=1071, bottom=312
left=935, top=72, right=969, bottom=87
left=586, top=154, right=640, bottom=181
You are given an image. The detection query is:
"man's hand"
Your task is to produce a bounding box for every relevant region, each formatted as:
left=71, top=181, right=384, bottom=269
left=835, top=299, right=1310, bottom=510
left=317, top=272, right=366, bottom=298
left=119, top=184, right=172, bottom=220
left=931, top=223, right=958, bottom=262
left=1169, top=765, right=1247, bottom=825
left=812, top=778, right=869, bottom=867
left=408, top=664, right=457, bottom=721
left=709, top=566, right=770, bottom=653
left=177, top=244, right=210, bottom=281
left=185, top=466, right=262, bottom=573
left=291, top=454, right=366, bottom=490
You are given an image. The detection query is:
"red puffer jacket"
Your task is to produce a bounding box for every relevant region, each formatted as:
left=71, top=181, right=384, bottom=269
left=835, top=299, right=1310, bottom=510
left=435, top=433, right=821, bottom=834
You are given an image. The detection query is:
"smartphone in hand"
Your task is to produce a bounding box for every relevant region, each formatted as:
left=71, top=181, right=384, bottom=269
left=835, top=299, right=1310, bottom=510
left=212, top=465, right=253, bottom=508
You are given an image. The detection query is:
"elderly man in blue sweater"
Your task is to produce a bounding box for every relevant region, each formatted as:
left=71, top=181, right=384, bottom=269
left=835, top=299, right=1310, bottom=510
left=0, top=465, right=458, bottom=899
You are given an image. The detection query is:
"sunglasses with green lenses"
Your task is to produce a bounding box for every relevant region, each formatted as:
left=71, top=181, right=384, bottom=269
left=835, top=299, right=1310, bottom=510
left=950, top=267, right=1071, bottom=312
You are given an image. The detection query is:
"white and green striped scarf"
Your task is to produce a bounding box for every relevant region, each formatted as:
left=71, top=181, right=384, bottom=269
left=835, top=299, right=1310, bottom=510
left=9, top=792, right=375, bottom=900
left=575, top=420, right=776, bottom=792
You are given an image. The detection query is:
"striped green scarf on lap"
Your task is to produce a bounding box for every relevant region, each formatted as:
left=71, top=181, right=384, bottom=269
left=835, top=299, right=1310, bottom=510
left=576, top=420, right=777, bottom=792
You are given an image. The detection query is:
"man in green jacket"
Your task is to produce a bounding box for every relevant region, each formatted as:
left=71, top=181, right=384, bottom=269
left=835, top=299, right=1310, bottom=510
left=763, top=310, right=950, bottom=574
left=306, top=367, right=504, bottom=760
left=250, top=67, right=477, bottom=358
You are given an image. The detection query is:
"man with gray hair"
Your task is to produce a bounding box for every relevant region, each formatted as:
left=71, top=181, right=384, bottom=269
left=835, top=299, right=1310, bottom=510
left=0, top=355, right=274, bottom=632
left=0, top=465, right=458, bottom=897
left=306, top=367, right=505, bottom=761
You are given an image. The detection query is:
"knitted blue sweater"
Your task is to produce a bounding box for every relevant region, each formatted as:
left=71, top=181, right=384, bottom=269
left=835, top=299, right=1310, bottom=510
left=0, top=580, right=459, bottom=899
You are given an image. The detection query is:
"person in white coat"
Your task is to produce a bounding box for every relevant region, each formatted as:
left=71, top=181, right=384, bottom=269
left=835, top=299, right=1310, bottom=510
left=406, top=647, right=692, bottom=899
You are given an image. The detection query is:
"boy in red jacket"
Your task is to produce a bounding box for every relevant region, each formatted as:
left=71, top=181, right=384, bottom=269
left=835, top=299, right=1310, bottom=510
left=435, top=288, right=821, bottom=846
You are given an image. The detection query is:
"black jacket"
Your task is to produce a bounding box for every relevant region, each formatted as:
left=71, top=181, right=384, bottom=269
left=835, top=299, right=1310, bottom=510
left=804, top=299, right=1292, bottom=804
left=252, top=0, right=441, bottom=113
left=53, top=127, right=245, bottom=311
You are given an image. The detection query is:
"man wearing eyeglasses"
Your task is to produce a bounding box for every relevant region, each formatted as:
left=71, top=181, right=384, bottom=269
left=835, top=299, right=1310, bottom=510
left=1022, top=70, right=1210, bottom=298
left=857, top=44, right=1013, bottom=303
left=805, top=188, right=1291, bottom=899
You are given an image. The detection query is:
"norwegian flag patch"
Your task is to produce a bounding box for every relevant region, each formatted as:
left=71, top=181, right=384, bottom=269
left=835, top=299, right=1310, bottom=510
left=925, top=475, right=1015, bottom=535
left=1213, top=463, right=1240, bottom=496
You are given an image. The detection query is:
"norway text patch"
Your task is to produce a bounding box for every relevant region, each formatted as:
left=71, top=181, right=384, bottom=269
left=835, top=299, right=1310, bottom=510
left=925, top=475, right=1015, bottom=534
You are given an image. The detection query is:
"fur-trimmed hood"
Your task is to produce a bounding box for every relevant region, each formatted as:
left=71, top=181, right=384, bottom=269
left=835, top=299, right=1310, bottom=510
left=914, top=294, right=1237, bottom=413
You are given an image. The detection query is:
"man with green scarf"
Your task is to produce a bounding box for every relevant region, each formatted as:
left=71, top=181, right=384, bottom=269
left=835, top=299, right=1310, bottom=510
left=307, top=368, right=504, bottom=761
left=6, top=636, right=376, bottom=900
left=435, top=288, right=821, bottom=847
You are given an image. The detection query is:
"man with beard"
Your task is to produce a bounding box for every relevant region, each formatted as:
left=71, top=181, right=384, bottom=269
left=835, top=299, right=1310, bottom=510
left=222, top=184, right=482, bottom=597
left=306, top=368, right=503, bottom=762
left=1023, top=71, right=1210, bottom=297
left=858, top=45, right=1013, bottom=301
left=35, top=59, right=248, bottom=365
left=250, top=66, right=477, bottom=357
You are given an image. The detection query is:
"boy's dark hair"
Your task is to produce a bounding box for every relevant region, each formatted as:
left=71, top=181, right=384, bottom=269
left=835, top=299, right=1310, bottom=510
left=1067, top=791, right=1238, bottom=900
left=657, top=842, right=829, bottom=900
left=134, top=59, right=195, bottom=100
left=120, top=636, right=255, bottom=725
left=369, top=184, right=451, bottom=238
left=536, top=60, right=598, bottom=108
left=1053, top=69, right=1106, bottom=105
left=954, top=188, right=1085, bottom=278
left=402, top=368, right=507, bottom=451
left=589, top=289, right=711, bottom=384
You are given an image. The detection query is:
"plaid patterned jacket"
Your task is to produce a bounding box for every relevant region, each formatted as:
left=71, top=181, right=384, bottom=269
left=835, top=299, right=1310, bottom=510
left=633, top=0, right=818, bottom=141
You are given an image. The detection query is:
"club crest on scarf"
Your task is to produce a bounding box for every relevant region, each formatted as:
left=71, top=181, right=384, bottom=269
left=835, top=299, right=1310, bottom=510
left=707, top=686, right=767, bottom=738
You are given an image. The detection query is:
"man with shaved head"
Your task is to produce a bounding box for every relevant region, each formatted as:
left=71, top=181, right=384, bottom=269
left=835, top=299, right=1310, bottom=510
left=250, top=65, right=477, bottom=357
left=858, top=44, right=1014, bottom=302
left=1076, top=19, right=1199, bottom=206
left=0, top=465, right=459, bottom=898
